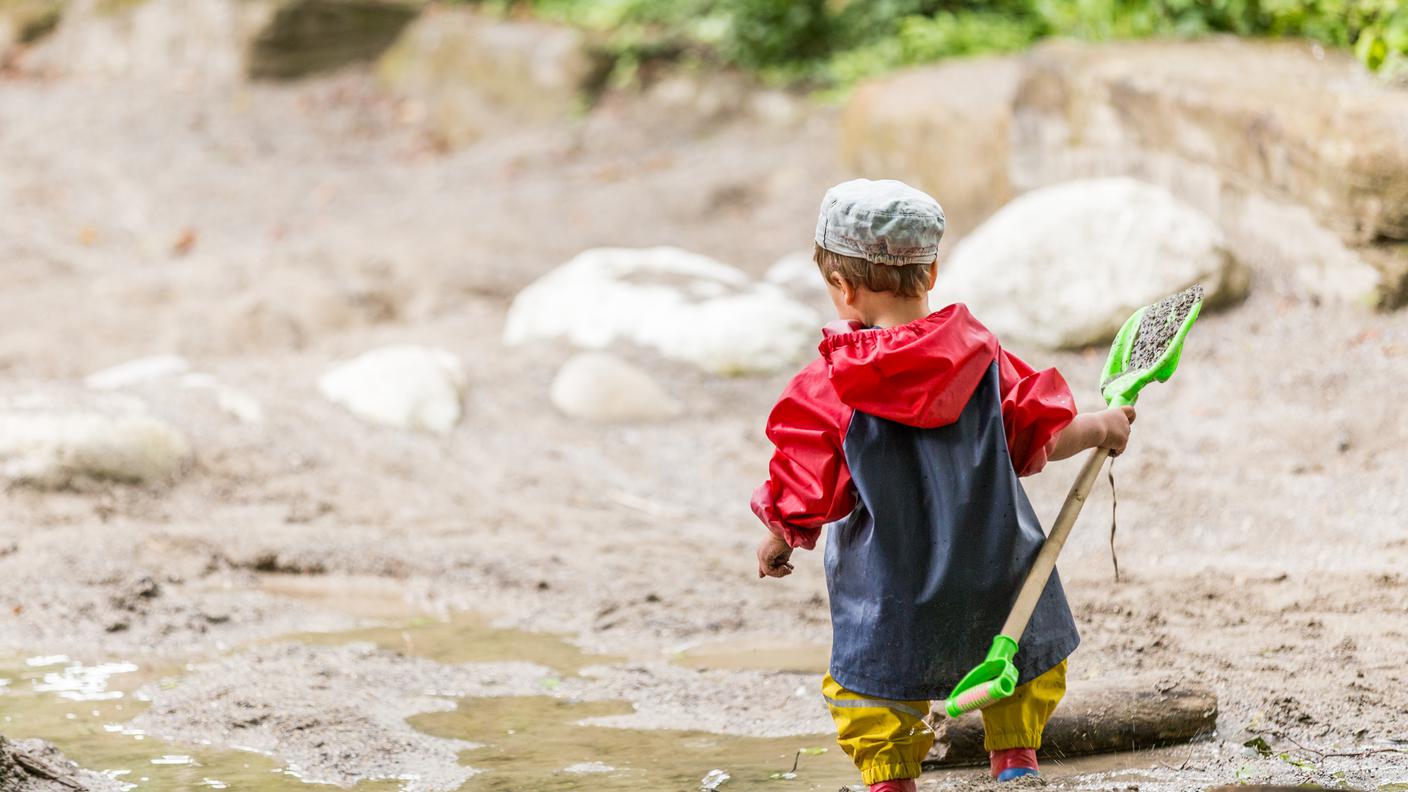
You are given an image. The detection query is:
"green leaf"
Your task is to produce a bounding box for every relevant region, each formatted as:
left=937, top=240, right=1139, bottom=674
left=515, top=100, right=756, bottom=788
left=1243, top=735, right=1273, bottom=756
left=1276, top=751, right=1317, bottom=771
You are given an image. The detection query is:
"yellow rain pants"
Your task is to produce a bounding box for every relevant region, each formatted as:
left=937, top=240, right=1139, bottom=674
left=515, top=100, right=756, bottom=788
left=822, top=660, right=1067, bottom=785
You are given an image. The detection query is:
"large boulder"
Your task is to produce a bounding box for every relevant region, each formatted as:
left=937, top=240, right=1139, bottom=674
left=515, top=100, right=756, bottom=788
left=841, top=56, right=1024, bottom=246
left=503, top=247, right=820, bottom=375
left=24, top=0, right=420, bottom=83
left=0, top=0, right=64, bottom=61
left=24, top=0, right=272, bottom=82
left=318, top=345, right=466, bottom=433
left=549, top=353, right=683, bottom=422
left=246, top=0, right=421, bottom=80
left=1010, top=38, right=1408, bottom=307
left=0, top=389, right=192, bottom=488
left=376, top=6, right=603, bottom=146
left=935, top=178, right=1247, bottom=350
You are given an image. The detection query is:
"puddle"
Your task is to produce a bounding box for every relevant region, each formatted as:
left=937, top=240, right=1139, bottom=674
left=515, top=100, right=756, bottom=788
left=291, top=612, right=617, bottom=675
left=672, top=639, right=830, bottom=674
left=411, top=695, right=858, bottom=791
left=291, top=615, right=856, bottom=788
left=0, top=653, right=398, bottom=791
left=262, top=573, right=618, bottom=674
left=257, top=574, right=437, bottom=623
left=277, top=594, right=855, bottom=790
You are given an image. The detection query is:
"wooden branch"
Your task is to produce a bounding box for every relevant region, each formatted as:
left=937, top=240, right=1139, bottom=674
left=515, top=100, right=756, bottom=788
left=923, top=675, right=1217, bottom=768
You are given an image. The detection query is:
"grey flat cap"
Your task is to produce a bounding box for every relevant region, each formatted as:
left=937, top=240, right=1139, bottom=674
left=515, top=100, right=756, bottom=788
left=815, top=178, right=945, bottom=265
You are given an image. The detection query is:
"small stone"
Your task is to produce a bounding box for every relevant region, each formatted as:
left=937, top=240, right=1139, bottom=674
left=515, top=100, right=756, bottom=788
left=562, top=761, right=613, bottom=775
left=85, top=355, right=191, bottom=390
left=180, top=373, right=265, bottom=425
left=318, top=345, right=467, bottom=433
left=549, top=353, right=683, bottom=422
left=699, top=769, right=730, bottom=790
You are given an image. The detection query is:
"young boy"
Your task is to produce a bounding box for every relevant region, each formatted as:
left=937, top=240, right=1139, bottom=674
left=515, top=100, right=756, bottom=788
left=752, top=179, right=1134, bottom=790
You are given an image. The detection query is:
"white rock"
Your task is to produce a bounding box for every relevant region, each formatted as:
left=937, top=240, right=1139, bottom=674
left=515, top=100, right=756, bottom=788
left=562, top=762, right=614, bottom=775
left=504, top=247, right=819, bottom=375
left=85, top=355, right=191, bottom=390
left=318, top=346, right=466, bottom=433
left=180, top=373, right=264, bottom=425
left=0, top=392, right=191, bottom=488
left=549, top=353, right=683, bottom=422
left=934, top=178, right=1246, bottom=349
left=764, top=251, right=828, bottom=295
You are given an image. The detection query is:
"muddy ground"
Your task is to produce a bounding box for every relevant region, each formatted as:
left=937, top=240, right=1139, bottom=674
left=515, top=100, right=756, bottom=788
left=0, top=52, right=1406, bottom=792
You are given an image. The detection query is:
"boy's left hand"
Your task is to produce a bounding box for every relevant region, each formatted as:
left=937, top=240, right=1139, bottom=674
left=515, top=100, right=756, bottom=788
left=756, top=534, right=794, bottom=578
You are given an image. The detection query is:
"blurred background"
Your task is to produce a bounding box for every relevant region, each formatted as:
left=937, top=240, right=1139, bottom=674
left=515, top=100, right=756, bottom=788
left=0, top=1, right=1406, bottom=791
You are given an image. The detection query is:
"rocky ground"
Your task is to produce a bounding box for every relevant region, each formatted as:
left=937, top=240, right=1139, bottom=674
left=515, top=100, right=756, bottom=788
left=0, top=30, right=1406, bottom=792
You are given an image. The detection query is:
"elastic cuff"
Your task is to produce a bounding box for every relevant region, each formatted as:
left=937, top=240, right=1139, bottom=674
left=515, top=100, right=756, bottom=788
left=983, top=730, right=1044, bottom=752
left=749, top=484, right=818, bottom=550
left=859, top=762, right=923, bottom=785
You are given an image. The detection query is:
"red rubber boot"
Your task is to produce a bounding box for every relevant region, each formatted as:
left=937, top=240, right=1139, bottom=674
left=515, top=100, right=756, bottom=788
left=990, top=747, right=1039, bottom=781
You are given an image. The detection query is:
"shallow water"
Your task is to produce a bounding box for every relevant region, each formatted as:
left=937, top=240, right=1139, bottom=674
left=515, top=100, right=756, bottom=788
left=415, top=695, right=858, bottom=791
left=292, top=613, right=860, bottom=789
left=672, top=638, right=830, bottom=674
left=0, top=653, right=399, bottom=791
left=291, top=612, right=614, bottom=675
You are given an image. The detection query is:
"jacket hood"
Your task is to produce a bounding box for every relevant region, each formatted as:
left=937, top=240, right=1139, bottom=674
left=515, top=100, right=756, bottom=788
left=818, top=304, right=999, bottom=428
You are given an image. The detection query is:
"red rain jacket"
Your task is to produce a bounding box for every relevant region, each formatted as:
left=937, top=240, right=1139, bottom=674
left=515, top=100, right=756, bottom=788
left=751, top=304, right=1076, bottom=550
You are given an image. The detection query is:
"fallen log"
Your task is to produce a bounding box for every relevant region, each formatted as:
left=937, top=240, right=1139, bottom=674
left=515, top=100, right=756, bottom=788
left=0, top=734, right=98, bottom=791
left=923, top=675, right=1217, bottom=767
left=1208, top=787, right=1364, bottom=791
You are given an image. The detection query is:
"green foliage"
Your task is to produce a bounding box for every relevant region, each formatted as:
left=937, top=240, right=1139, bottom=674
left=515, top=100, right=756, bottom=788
left=462, top=0, right=1408, bottom=86
left=716, top=0, right=832, bottom=68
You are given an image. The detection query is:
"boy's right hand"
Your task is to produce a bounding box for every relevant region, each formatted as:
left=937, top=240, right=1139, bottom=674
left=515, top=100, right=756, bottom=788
left=1100, top=406, right=1136, bottom=456
left=757, top=534, right=795, bottom=579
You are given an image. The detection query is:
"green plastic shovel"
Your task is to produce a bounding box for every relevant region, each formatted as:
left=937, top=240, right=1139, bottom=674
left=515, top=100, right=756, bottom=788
left=941, top=284, right=1205, bottom=718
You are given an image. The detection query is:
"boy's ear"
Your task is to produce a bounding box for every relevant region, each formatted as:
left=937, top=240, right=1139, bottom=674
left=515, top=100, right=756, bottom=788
left=926, top=260, right=939, bottom=290
left=837, top=277, right=859, bottom=306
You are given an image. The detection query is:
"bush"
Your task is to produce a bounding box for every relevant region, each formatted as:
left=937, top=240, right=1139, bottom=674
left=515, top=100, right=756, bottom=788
left=467, top=0, right=1408, bottom=85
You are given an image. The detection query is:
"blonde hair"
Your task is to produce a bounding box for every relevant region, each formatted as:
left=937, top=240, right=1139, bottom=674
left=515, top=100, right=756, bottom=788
left=813, top=244, right=933, bottom=298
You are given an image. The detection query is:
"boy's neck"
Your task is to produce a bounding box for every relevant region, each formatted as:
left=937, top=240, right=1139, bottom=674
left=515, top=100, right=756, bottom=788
left=863, top=298, right=933, bottom=330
